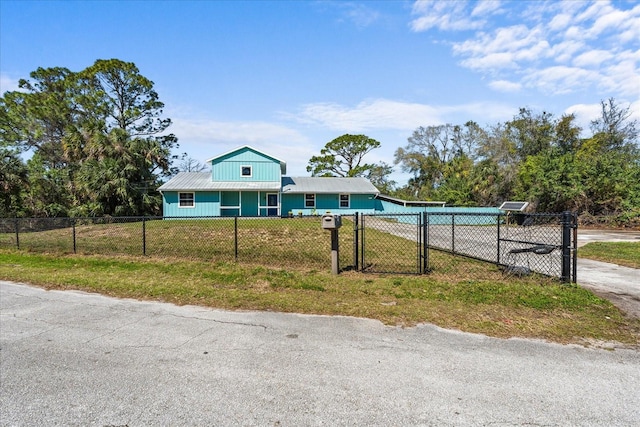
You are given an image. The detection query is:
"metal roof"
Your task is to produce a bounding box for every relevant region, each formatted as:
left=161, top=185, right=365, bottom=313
left=281, top=176, right=379, bottom=194
left=158, top=173, right=281, bottom=191
left=376, top=194, right=446, bottom=207
left=159, top=173, right=380, bottom=194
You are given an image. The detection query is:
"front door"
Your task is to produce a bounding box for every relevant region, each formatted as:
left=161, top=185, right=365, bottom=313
left=267, top=193, right=278, bottom=217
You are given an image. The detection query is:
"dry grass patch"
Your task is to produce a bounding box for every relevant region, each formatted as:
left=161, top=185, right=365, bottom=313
left=1, top=250, right=638, bottom=348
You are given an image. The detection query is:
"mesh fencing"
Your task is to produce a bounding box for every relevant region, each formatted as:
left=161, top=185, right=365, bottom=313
left=358, top=214, right=422, bottom=274
left=359, top=212, right=576, bottom=281
left=0, top=216, right=351, bottom=271
left=1, top=212, right=577, bottom=280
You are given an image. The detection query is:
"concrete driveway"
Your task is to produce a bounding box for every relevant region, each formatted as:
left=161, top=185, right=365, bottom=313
left=1, top=281, right=639, bottom=426
left=576, top=229, right=640, bottom=319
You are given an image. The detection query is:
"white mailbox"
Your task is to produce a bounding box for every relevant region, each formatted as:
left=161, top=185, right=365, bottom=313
left=322, top=214, right=342, bottom=229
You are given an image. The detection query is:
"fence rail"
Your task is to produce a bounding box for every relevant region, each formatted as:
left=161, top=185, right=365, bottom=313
left=357, top=211, right=577, bottom=282
left=1, top=211, right=578, bottom=282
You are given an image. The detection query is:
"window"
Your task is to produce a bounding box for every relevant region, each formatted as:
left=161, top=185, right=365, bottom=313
left=340, top=194, right=350, bottom=208
left=305, top=193, right=315, bottom=208
left=179, top=192, right=195, bottom=208
left=241, top=165, right=252, bottom=177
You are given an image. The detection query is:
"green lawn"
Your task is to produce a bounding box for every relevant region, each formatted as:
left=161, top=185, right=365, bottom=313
left=1, top=249, right=638, bottom=348
left=2, top=218, right=639, bottom=347
left=579, top=242, right=640, bottom=269
left=1, top=217, right=436, bottom=274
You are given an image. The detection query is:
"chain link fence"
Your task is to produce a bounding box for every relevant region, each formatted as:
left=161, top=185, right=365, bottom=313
left=1, top=211, right=577, bottom=281
left=358, top=211, right=577, bottom=282
left=0, top=216, right=353, bottom=270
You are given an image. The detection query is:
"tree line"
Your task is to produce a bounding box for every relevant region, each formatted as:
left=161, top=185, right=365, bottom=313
left=2, top=60, right=638, bottom=222
left=309, top=100, right=639, bottom=222
left=1, top=59, right=178, bottom=217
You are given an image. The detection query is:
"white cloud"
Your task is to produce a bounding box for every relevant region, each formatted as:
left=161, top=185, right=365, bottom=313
left=548, top=13, right=573, bottom=32
left=411, top=0, right=640, bottom=100
left=171, top=118, right=308, bottom=145
left=0, top=73, right=21, bottom=94
left=453, top=25, right=551, bottom=71
left=410, top=0, right=487, bottom=32
left=471, top=0, right=503, bottom=18
left=572, top=50, right=614, bottom=67
left=523, top=66, right=599, bottom=94
left=549, top=40, right=585, bottom=64
left=488, top=79, right=522, bottom=92
left=285, top=98, right=516, bottom=132
left=167, top=115, right=315, bottom=175
left=286, top=99, right=444, bottom=131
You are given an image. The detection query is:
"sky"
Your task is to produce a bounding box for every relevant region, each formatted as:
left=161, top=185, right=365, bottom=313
left=1, top=0, right=639, bottom=185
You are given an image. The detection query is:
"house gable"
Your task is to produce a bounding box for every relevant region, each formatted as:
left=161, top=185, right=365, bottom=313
left=207, top=146, right=286, bottom=183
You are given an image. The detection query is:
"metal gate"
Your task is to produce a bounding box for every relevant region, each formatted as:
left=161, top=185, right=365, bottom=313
left=354, top=211, right=577, bottom=282
left=354, top=213, right=423, bottom=274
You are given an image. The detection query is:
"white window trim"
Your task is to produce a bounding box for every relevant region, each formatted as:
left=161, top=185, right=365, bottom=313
left=240, top=165, right=253, bottom=178
left=305, top=193, right=316, bottom=208
left=339, top=193, right=350, bottom=208
left=179, top=192, right=195, bottom=208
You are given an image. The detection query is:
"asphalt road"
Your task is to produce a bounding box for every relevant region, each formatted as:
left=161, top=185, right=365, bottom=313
left=1, top=281, right=639, bottom=426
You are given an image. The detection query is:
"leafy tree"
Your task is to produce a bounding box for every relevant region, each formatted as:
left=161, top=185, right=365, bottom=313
left=590, top=98, right=638, bottom=153
left=554, top=113, right=582, bottom=155
left=0, top=59, right=177, bottom=217
left=394, top=123, right=480, bottom=200
left=0, top=147, right=28, bottom=216
left=505, top=108, right=555, bottom=160
left=365, top=162, right=396, bottom=194
left=307, top=134, right=382, bottom=177
left=432, top=153, right=474, bottom=205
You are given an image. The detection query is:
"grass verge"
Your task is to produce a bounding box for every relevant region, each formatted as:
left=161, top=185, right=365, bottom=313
left=579, top=242, right=640, bottom=269
left=1, top=249, right=638, bottom=348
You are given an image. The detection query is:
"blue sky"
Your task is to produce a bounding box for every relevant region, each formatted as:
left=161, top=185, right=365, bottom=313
left=1, top=0, right=638, bottom=184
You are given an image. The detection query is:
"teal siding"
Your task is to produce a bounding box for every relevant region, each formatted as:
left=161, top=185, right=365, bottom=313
left=163, top=189, right=502, bottom=219
left=211, top=148, right=282, bottom=182
left=162, top=191, right=220, bottom=217
left=377, top=201, right=501, bottom=215
left=376, top=201, right=502, bottom=224
left=281, top=193, right=377, bottom=216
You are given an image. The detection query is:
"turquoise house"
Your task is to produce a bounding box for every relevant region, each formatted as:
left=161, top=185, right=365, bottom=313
left=158, top=146, right=381, bottom=217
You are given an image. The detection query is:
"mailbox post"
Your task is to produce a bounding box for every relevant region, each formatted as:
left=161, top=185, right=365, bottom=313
left=322, top=214, right=342, bottom=274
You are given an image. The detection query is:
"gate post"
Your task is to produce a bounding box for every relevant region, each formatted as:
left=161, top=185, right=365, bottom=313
left=360, top=214, right=365, bottom=271
left=422, top=212, right=429, bottom=273
left=496, top=213, right=501, bottom=265
left=572, top=212, right=578, bottom=283
left=561, top=211, right=572, bottom=283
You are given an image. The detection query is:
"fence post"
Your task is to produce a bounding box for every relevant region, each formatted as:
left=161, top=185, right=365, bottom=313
left=422, top=212, right=429, bottom=273
left=142, top=217, right=146, bottom=256
left=496, top=213, right=501, bottom=265
left=572, top=212, right=578, bottom=283
left=561, top=211, right=572, bottom=283
left=234, top=216, right=238, bottom=261
left=72, top=218, right=76, bottom=254
left=14, top=217, right=20, bottom=249
left=353, top=212, right=359, bottom=271
left=360, top=214, right=365, bottom=271
left=451, top=213, right=455, bottom=253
